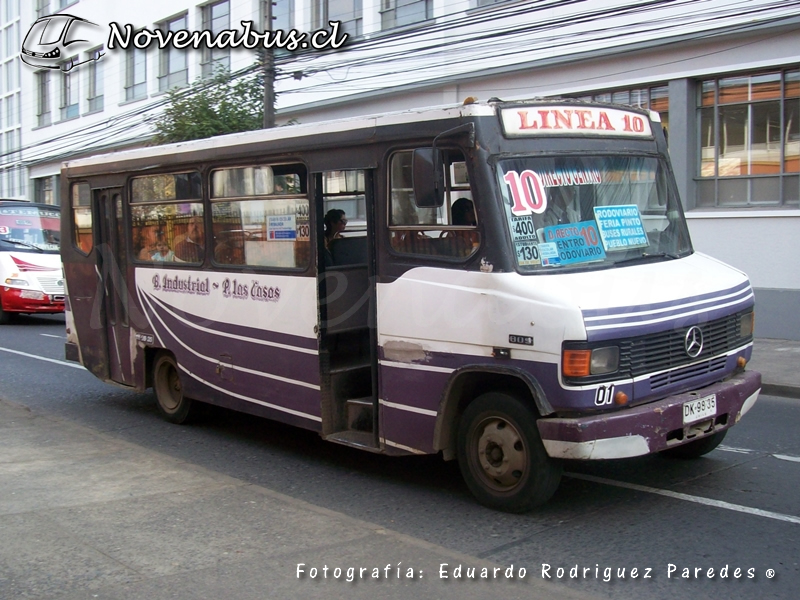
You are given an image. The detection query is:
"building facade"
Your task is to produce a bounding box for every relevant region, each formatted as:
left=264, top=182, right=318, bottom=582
left=12, top=0, right=800, bottom=338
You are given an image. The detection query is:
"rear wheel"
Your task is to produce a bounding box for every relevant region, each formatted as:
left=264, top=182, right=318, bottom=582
left=660, top=430, right=727, bottom=459
left=153, top=353, right=194, bottom=424
left=457, top=392, right=562, bottom=513
left=0, top=305, right=10, bottom=325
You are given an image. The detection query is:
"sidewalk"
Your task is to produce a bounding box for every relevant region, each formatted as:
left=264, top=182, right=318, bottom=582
left=0, top=398, right=596, bottom=600
left=749, top=338, right=800, bottom=399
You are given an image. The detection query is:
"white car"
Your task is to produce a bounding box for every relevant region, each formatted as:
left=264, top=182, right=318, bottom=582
left=20, top=15, right=104, bottom=72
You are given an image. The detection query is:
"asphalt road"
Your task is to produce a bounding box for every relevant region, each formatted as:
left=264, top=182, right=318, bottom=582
left=1, top=314, right=798, bottom=600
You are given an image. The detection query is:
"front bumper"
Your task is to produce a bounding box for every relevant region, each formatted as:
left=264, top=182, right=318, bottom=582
left=1, top=287, right=65, bottom=314
left=538, top=370, right=761, bottom=459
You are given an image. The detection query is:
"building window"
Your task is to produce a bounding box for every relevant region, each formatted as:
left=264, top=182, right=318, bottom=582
left=86, top=48, right=104, bottom=112
left=35, top=0, right=49, bottom=18
left=36, top=70, right=50, bottom=127
left=381, top=0, right=431, bottom=29
left=158, top=14, right=188, bottom=92
left=569, top=84, right=670, bottom=134
left=60, top=58, right=79, bottom=120
left=313, top=0, right=362, bottom=38
left=698, top=69, right=799, bottom=207
left=58, top=0, right=77, bottom=8
left=124, top=46, right=147, bottom=101
left=273, top=0, right=292, bottom=31
left=201, top=1, right=230, bottom=78
left=35, top=175, right=58, bottom=205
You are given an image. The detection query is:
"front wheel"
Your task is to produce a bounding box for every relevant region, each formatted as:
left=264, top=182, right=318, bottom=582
left=660, top=430, right=727, bottom=459
left=153, top=353, right=194, bottom=424
left=457, top=392, right=562, bottom=513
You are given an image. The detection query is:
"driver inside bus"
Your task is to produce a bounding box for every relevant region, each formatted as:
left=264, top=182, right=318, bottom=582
left=543, top=186, right=582, bottom=227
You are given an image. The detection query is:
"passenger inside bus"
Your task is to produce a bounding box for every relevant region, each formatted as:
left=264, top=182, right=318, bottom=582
left=439, top=197, right=478, bottom=256
left=151, top=237, right=177, bottom=262
left=175, top=216, right=205, bottom=262
left=323, top=209, right=347, bottom=267
left=214, top=230, right=246, bottom=265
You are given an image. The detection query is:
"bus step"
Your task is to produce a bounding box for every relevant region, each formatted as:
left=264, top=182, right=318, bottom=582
left=325, top=430, right=380, bottom=452
left=346, top=398, right=374, bottom=432
left=328, top=358, right=371, bottom=375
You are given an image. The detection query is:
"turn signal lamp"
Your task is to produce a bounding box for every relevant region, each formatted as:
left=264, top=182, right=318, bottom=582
left=562, top=347, right=620, bottom=377
left=563, top=349, right=591, bottom=377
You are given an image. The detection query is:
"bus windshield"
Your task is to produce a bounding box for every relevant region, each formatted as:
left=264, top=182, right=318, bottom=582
left=0, top=205, right=61, bottom=254
left=497, top=154, right=692, bottom=272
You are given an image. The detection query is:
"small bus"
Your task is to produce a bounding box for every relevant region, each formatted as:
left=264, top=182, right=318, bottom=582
left=0, top=201, right=64, bottom=324
left=61, top=100, right=761, bottom=512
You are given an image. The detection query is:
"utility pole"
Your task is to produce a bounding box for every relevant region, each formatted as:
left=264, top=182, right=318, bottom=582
left=262, top=0, right=275, bottom=128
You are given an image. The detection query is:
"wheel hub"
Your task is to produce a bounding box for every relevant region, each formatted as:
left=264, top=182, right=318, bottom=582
left=476, top=418, right=527, bottom=490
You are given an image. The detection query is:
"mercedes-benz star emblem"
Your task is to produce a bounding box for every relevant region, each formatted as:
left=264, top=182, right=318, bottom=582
left=684, top=326, right=704, bottom=358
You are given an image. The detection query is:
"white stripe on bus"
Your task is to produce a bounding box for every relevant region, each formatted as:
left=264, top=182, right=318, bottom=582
left=585, top=293, right=754, bottom=332
left=379, top=399, right=438, bottom=417
left=583, top=286, right=752, bottom=323
left=145, top=290, right=318, bottom=355
left=180, top=365, right=321, bottom=423
left=379, top=359, right=455, bottom=374
left=140, top=289, right=320, bottom=391
left=380, top=437, right=426, bottom=455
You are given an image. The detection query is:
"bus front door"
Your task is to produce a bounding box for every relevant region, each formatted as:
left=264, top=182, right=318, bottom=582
left=96, top=188, right=134, bottom=386
left=316, top=170, right=379, bottom=450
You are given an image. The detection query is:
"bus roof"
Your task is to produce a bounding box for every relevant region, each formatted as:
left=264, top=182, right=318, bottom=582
left=63, top=102, right=498, bottom=174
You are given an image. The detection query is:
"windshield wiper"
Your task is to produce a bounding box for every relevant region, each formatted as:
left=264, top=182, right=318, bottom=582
left=613, top=251, right=681, bottom=267
left=0, top=238, right=45, bottom=252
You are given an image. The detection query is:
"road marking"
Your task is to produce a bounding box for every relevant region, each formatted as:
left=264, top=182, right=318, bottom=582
left=773, top=454, right=800, bottom=463
left=40, top=334, right=65, bottom=339
left=0, top=347, right=85, bottom=370
left=566, top=472, right=800, bottom=526
left=719, top=445, right=800, bottom=463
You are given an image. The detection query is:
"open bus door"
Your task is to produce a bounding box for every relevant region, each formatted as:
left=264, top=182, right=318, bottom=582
left=315, top=170, right=380, bottom=450
left=96, top=188, right=134, bottom=386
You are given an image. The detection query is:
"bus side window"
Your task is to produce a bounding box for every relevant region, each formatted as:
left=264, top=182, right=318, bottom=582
left=388, top=151, right=479, bottom=258
left=129, top=172, right=204, bottom=265
left=71, top=182, right=93, bottom=255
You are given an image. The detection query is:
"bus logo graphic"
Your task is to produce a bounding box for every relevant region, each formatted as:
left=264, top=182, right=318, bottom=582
left=20, top=14, right=105, bottom=72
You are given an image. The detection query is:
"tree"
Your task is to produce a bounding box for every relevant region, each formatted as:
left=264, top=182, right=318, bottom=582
left=152, top=68, right=264, bottom=145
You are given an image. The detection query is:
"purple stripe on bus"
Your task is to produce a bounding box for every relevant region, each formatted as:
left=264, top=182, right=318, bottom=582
left=585, top=302, right=754, bottom=342
left=380, top=406, right=436, bottom=454
left=144, top=291, right=321, bottom=386
left=149, top=314, right=322, bottom=421
left=143, top=289, right=318, bottom=351
left=580, top=281, right=751, bottom=319
left=583, top=290, right=752, bottom=328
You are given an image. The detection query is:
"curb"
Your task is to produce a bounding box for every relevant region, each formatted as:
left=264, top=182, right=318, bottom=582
left=762, top=383, right=800, bottom=400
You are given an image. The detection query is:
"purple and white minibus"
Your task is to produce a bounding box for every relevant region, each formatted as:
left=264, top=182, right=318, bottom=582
left=61, top=99, right=761, bottom=512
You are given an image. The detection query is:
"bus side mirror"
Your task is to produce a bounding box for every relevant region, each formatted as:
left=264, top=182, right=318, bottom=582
left=412, top=148, right=445, bottom=208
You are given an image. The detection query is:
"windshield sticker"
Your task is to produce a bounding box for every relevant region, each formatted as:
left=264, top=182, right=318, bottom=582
left=538, top=242, right=560, bottom=266
left=541, top=220, right=606, bottom=266
left=504, top=170, right=548, bottom=216
left=509, top=214, right=541, bottom=266
left=593, top=205, right=649, bottom=251
left=0, top=226, right=8, bottom=234
left=267, top=215, right=297, bottom=240
left=538, top=168, right=602, bottom=187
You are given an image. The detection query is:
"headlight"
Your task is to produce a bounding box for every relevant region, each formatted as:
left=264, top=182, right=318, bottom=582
left=4, top=277, right=28, bottom=286
left=740, top=311, right=754, bottom=338
left=42, top=48, right=61, bottom=59
left=563, top=346, right=619, bottom=377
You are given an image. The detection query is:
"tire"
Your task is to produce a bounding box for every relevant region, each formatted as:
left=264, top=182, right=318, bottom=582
left=153, top=353, right=194, bottom=424
left=660, top=430, right=727, bottom=459
left=0, top=304, right=10, bottom=325
left=457, top=392, right=562, bottom=513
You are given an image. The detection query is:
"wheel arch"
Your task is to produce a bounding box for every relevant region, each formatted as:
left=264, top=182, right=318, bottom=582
left=433, top=366, right=553, bottom=461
